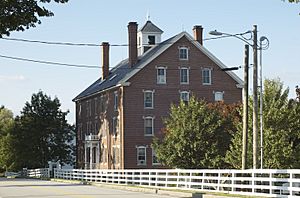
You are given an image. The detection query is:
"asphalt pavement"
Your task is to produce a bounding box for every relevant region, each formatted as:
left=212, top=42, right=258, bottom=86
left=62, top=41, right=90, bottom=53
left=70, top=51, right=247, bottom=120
left=0, top=178, right=178, bottom=198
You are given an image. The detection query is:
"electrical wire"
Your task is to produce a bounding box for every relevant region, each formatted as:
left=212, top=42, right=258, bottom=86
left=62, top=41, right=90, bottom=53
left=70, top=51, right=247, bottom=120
left=1, top=35, right=237, bottom=47
left=0, top=54, right=100, bottom=69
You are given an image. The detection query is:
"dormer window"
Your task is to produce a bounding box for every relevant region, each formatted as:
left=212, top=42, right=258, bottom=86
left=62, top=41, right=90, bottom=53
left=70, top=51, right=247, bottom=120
left=179, top=47, right=189, bottom=60
left=148, top=35, right=155, bottom=45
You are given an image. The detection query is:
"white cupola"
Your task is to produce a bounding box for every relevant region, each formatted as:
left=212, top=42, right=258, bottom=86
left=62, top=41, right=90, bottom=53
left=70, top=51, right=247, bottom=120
left=137, top=20, right=163, bottom=55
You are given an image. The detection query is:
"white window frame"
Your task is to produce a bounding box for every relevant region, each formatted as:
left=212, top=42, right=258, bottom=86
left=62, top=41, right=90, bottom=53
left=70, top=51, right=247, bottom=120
left=157, top=67, right=166, bottom=84
left=214, top=91, right=224, bottom=102
left=114, top=91, right=118, bottom=111
left=143, top=116, right=154, bottom=136
left=179, top=47, right=189, bottom=60
left=137, top=146, right=147, bottom=166
left=144, top=90, right=154, bottom=109
left=202, top=68, right=212, bottom=85
left=152, top=148, right=161, bottom=165
left=180, top=67, right=189, bottom=84
left=180, top=91, right=190, bottom=102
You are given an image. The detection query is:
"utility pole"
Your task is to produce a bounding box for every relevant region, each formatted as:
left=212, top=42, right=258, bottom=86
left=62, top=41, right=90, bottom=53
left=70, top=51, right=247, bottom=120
left=253, top=25, right=258, bottom=169
left=242, top=44, right=249, bottom=170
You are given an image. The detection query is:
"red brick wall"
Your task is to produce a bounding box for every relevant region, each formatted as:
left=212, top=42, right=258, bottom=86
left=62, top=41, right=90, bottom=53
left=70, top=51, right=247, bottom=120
left=123, top=36, right=242, bottom=169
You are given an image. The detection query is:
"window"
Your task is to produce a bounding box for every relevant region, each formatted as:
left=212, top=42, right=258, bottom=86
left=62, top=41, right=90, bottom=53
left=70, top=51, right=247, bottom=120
left=78, top=102, right=82, bottom=118
left=112, top=117, right=119, bottom=136
left=179, top=47, right=188, bottom=60
left=113, top=147, right=119, bottom=164
left=94, top=98, right=98, bottom=116
left=77, top=123, right=83, bottom=140
left=86, top=100, right=92, bottom=117
left=144, top=116, right=154, bottom=136
left=92, top=147, right=97, bottom=164
left=148, top=35, right=155, bottom=45
left=180, top=91, right=190, bottom=102
left=157, top=67, right=166, bottom=84
left=214, top=91, right=224, bottom=101
left=114, top=92, right=118, bottom=111
left=180, top=67, right=189, bottom=84
left=86, top=121, right=93, bottom=134
left=137, top=146, right=146, bottom=165
left=144, top=90, right=154, bottom=109
left=101, top=147, right=107, bottom=163
left=202, top=68, right=212, bottom=85
left=152, top=148, right=160, bottom=165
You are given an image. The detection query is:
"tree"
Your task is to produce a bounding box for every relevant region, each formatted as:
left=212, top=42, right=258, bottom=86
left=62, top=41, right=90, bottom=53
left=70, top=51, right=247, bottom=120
left=0, top=106, right=15, bottom=171
left=152, top=97, right=240, bottom=169
left=0, top=0, right=69, bottom=37
left=10, top=91, right=75, bottom=170
left=226, top=78, right=300, bottom=169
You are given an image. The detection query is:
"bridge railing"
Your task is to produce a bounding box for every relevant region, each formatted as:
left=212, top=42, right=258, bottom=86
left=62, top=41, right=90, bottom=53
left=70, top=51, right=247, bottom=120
left=53, top=168, right=300, bottom=197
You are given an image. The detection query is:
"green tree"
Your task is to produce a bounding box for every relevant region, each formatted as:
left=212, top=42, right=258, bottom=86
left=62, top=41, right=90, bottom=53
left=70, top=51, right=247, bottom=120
left=0, top=106, right=15, bottom=171
left=226, top=78, right=300, bottom=169
left=0, top=0, right=69, bottom=37
left=153, top=97, right=240, bottom=169
left=11, top=91, right=75, bottom=169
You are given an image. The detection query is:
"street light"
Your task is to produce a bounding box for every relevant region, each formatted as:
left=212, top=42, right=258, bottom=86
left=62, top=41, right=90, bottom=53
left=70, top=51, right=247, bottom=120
left=209, top=26, right=269, bottom=169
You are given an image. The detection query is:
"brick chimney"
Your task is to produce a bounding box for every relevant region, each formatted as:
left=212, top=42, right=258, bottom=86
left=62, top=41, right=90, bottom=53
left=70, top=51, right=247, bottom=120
left=102, top=42, right=110, bottom=80
left=128, top=22, right=138, bottom=67
left=193, top=25, right=203, bottom=45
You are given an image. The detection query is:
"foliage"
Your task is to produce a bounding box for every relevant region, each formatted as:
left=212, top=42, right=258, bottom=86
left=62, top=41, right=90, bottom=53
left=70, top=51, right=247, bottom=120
left=7, top=91, right=75, bottom=170
left=0, top=107, right=15, bottom=171
left=226, top=78, right=300, bottom=169
left=0, top=0, right=69, bottom=37
left=152, top=97, right=241, bottom=169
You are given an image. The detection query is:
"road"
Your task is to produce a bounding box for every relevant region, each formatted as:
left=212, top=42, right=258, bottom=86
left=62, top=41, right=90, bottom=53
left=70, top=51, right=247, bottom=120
left=0, top=178, right=176, bottom=198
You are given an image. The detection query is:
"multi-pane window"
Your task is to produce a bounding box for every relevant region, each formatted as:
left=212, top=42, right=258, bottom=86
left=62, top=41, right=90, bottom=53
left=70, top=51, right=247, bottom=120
left=157, top=67, right=166, bottom=84
left=180, top=91, right=190, bottom=102
left=144, top=90, right=154, bottom=109
left=144, top=117, right=154, bottom=136
left=114, top=92, right=118, bottom=111
left=214, top=91, right=224, bottom=102
left=152, top=148, right=160, bottom=165
left=137, top=146, right=146, bottom=165
left=112, top=117, right=119, bottom=136
left=202, top=68, right=212, bottom=85
left=179, top=47, right=188, bottom=60
left=180, top=67, right=189, bottom=84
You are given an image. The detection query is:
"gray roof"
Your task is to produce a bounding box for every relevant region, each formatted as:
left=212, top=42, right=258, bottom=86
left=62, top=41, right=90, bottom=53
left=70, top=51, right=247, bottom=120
left=139, top=20, right=163, bottom=33
left=73, top=31, right=243, bottom=102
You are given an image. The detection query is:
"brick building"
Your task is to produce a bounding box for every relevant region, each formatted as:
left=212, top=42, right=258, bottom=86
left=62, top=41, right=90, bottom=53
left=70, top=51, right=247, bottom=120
left=73, top=20, right=243, bottom=169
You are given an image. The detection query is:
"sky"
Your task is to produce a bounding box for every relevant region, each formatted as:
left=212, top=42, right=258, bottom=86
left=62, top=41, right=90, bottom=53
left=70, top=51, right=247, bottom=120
left=0, top=0, right=299, bottom=124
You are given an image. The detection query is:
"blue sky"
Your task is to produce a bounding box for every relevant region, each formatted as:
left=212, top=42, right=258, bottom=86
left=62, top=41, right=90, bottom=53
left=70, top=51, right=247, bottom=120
left=0, top=0, right=299, bottom=124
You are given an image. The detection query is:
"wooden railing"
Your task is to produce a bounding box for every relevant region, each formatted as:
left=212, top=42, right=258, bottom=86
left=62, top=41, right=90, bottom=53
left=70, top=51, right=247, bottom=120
left=53, top=169, right=300, bottom=197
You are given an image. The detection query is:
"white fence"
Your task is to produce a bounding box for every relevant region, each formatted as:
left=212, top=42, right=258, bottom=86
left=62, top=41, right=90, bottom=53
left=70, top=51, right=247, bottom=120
left=54, top=169, right=300, bottom=197
left=26, top=168, right=50, bottom=178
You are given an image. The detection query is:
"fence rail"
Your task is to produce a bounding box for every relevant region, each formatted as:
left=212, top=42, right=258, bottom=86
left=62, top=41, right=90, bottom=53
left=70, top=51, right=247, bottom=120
left=53, top=169, right=300, bottom=197
left=26, top=168, right=50, bottom=178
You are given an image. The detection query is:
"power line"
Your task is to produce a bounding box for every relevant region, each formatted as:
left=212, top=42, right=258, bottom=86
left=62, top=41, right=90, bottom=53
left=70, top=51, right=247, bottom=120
left=0, top=54, right=100, bottom=69
left=0, top=37, right=127, bottom=47
left=0, top=36, right=233, bottom=47
left=0, top=53, right=247, bottom=71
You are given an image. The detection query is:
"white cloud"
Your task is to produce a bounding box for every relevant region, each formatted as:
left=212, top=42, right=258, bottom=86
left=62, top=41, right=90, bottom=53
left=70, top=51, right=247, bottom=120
left=0, top=75, right=26, bottom=82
